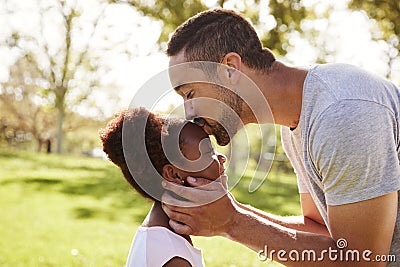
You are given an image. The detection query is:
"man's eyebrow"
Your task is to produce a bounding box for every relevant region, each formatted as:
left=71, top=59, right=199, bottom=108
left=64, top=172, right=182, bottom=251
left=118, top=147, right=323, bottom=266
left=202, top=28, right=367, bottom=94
left=174, top=84, right=182, bottom=92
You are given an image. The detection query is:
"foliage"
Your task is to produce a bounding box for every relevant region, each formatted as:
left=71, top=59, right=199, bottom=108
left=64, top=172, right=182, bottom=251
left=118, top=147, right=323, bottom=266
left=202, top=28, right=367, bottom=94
left=348, top=0, right=400, bottom=42
left=3, top=0, right=399, bottom=156
left=260, top=0, right=308, bottom=55
left=123, top=0, right=313, bottom=56
left=0, top=57, right=55, bottom=151
left=0, top=70, right=108, bottom=154
left=348, top=0, right=400, bottom=79
left=0, top=0, right=133, bottom=153
left=123, top=0, right=207, bottom=46
left=0, top=150, right=298, bottom=266
left=62, top=112, right=108, bottom=154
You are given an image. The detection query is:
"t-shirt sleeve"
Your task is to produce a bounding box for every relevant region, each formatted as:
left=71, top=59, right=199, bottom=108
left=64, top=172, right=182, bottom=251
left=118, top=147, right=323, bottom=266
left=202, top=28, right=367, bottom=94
left=296, top=171, right=309, bottom=194
left=309, top=100, right=400, bottom=206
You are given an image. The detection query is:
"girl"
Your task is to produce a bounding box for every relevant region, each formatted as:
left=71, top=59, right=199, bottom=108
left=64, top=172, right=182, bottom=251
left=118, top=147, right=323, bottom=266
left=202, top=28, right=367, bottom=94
left=100, top=107, right=226, bottom=267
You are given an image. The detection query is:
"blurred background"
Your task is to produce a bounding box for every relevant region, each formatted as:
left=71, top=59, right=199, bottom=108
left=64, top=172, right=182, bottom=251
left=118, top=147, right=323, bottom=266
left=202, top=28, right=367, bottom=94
left=0, top=0, right=399, bottom=266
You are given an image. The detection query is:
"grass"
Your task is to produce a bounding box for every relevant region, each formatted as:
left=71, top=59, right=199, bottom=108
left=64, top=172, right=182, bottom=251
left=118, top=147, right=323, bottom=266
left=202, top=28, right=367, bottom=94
left=0, top=150, right=300, bottom=267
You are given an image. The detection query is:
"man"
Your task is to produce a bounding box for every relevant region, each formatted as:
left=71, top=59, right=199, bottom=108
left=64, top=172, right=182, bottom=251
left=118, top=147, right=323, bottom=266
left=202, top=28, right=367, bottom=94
left=161, top=8, right=399, bottom=266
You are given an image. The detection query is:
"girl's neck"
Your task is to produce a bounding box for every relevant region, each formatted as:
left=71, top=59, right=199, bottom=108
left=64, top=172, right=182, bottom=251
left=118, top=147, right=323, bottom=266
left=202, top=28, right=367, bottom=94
left=142, top=201, right=193, bottom=245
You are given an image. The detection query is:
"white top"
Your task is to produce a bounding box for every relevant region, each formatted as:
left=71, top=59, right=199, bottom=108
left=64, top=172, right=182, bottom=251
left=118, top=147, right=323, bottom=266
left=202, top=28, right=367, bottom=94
left=125, top=226, right=206, bottom=267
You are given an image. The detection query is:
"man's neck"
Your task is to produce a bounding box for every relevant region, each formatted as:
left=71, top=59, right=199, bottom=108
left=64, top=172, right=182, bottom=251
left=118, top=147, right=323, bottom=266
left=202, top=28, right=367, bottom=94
left=240, top=61, right=306, bottom=128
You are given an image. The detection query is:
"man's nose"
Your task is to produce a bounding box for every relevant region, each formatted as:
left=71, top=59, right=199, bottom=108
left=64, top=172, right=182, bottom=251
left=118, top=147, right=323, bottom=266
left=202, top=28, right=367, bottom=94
left=184, top=100, right=196, bottom=120
left=217, top=154, right=227, bottom=164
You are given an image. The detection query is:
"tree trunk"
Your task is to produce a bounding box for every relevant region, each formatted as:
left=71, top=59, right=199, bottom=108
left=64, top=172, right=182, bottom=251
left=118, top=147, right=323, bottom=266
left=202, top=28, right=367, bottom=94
left=55, top=86, right=67, bottom=154
left=56, top=102, right=65, bottom=154
left=37, top=138, right=43, bottom=152
left=46, top=139, right=52, bottom=153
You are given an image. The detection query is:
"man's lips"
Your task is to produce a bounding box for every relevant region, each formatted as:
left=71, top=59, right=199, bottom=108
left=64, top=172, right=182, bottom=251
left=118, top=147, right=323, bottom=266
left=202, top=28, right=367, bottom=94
left=193, top=117, right=206, bottom=127
left=202, top=124, right=213, bottom=135
left=193, top=117, right=213, bottom=135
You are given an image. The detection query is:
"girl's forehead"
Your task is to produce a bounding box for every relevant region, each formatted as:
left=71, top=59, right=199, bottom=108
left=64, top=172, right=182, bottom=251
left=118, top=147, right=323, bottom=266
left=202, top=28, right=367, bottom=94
left=181, top=122, right=208, bottom=139
left=180, top=124, right=211, bottom=149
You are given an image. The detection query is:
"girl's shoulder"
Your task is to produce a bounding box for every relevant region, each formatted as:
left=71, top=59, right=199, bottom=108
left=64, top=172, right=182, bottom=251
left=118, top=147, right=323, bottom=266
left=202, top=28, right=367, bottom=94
left=126, top=226, right=206, bottom=267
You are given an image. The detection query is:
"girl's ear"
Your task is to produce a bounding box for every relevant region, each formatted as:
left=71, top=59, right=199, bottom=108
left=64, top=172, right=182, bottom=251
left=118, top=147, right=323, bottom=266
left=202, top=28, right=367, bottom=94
left=162, top=164, right=184, bottom=184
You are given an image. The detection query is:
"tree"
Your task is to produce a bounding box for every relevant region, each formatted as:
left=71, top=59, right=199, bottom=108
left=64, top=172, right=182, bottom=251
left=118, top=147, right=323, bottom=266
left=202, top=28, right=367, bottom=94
left=123, top=0, right=312, bottom=57
left=0, top=56, right=55, bottom=151
left=349, top=1, right=400, bottom=42
left=348, top=0, right=400, bottom=80
left=0, top=0, right=141, bottom=153
left=122, top=0, right=207, bottom=45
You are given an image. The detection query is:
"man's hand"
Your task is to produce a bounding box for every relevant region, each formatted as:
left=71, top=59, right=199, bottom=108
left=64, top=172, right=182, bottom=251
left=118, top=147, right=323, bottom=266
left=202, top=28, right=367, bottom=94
left=161, top=174, right=238, bottom=236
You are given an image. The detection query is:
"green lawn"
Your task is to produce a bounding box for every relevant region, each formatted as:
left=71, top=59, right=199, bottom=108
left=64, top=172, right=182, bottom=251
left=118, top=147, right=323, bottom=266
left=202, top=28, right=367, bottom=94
left=0, top=150, right=300, bottom=267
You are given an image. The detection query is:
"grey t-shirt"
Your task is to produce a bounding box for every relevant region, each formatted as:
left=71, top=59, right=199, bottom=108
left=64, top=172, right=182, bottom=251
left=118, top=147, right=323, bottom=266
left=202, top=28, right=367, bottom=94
left=281, top=63, right=400, bottom=265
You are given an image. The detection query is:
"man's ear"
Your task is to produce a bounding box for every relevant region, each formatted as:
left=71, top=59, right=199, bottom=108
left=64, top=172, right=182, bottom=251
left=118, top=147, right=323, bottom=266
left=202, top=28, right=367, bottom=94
left=162, top=164, right=183, bottom=184
left=219, top=52, right=242, bottom=85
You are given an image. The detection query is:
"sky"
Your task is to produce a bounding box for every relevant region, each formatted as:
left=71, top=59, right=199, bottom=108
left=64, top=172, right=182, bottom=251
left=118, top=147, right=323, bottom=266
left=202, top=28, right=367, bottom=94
left=1, top=0, right=399, bottom=117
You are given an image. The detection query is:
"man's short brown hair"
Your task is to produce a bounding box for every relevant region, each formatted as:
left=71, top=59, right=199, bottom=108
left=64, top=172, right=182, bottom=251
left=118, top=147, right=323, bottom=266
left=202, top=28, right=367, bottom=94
left=167, top=8, right=275, bottom=72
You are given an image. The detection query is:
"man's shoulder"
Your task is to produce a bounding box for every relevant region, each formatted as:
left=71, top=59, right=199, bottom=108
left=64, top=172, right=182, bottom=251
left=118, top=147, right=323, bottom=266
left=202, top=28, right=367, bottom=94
left=303, top=63, right=400, bottom=124
left=310, top=63, right=368, bottom=83
left=310, top=63, right=362, bottom=76
left=309, top=63, right=392, bottom=90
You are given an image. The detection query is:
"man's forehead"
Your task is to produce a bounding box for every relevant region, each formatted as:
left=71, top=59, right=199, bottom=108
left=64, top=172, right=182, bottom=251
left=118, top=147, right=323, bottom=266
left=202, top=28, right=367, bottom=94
left=169, top=66, right=208, bottom=90
left=168, top=59, right=224, bottom=95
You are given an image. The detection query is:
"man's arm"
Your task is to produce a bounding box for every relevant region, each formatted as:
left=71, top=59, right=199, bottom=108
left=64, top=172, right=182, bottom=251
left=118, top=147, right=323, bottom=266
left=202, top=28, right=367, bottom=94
left=162, top=180, right=397, bottom=266
left=229, top=191, right=397, bottom=266
left=239, top=193, right=330, bottom=236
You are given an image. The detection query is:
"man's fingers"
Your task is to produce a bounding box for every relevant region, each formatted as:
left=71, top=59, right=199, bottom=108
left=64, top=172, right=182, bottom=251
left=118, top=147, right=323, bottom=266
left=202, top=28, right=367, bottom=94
left=186, top=176, right=213, bottom=187
left=162, top=203, right=192, bottom=223
left=162, top=191, right=199, bottom=207
left=162, top=180, right=223, bottom=204
left=162, top=180, right=199, bottom=201
left=162, top=204, right=195, bottom=235
left=186, top=174, right=229, bottom=190
left=162, top=187, right=227, bottom=207
left=219, top=174, right=228, bottom=189
left=169, top=220, right=193, bottom=235
left=162, top=176, right=228, bottom=206
left=163, top=178, right=221, bottom=192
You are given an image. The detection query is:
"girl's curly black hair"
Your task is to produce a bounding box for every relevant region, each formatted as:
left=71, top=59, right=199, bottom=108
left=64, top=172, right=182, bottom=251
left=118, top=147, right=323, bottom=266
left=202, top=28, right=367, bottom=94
left=99, top=107, right=186, bottom=201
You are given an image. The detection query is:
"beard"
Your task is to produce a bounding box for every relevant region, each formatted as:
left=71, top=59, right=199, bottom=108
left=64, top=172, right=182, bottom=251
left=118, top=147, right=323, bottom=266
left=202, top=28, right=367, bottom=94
left=208, top=120, right=231, bottom=146
left=209, top=86, right=243, bottom=146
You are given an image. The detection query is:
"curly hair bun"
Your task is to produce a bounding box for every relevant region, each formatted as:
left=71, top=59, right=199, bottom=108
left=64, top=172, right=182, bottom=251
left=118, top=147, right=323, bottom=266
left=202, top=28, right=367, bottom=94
left=99, top=107, right=181, bottom=200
